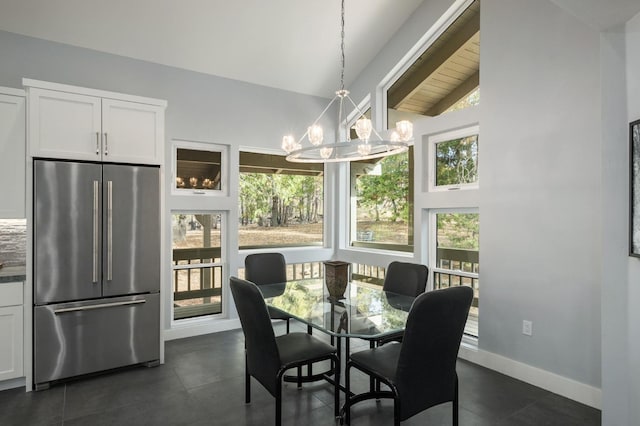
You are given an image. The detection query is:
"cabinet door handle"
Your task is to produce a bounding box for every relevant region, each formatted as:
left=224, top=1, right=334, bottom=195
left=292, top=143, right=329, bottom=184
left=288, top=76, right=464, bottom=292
left=96, top=132, right=100, bottom=155
left=104, top=132, right=109, bottom=156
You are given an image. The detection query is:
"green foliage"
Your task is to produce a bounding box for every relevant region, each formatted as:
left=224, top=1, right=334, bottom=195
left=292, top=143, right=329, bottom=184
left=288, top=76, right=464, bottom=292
left=239, top=172, right=322, bottom=227
left=435, top=135, right=478, bottom=186
left=356, top=152, right=409, bottom=223
left=445, top=87, right=480, bottom=113
left=436, top=213, right=479, bottom=250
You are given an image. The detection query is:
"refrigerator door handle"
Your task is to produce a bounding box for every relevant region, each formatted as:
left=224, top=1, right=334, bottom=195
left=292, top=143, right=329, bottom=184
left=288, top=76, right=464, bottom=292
left=93, top=180, right=99, bottom=283
left=107, top=180, right=113, bottom=281
left=53, top=299, right=146, bottom=314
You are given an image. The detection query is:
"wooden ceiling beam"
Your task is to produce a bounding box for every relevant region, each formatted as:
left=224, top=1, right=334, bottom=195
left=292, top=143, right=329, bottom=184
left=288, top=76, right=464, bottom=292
left=387, top=12, right=480, bottom=110
left=423, top=70, right=479, bottom=116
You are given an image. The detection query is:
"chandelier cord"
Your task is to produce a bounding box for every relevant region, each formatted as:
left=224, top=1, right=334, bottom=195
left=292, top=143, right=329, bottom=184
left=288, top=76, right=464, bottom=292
left=340, top=0, right=345, bottom=92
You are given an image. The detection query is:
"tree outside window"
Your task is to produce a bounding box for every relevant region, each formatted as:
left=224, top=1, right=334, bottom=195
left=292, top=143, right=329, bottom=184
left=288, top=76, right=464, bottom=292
left=239, top=152, right=323, bottom=248
left=350, top=148, right=413, bottom=251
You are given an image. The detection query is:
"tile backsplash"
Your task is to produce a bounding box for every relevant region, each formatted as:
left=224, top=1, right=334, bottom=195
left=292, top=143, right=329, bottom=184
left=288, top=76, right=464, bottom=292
left=0, top=219, right=26, bottom=266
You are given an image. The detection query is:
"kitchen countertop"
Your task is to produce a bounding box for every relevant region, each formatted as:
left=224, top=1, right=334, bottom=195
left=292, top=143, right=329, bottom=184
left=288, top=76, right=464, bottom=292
left=0, top=265, right=26, bottom=283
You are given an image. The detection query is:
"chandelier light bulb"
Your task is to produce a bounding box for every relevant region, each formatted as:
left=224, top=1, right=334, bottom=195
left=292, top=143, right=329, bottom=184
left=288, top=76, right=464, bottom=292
left=320, top=147, right=333, bottom=159
left=354, top=118, right=372, bottom=141
left=308, top=125, right=324, bottom=146
left=395, top=120, right=413, bottom=141
left=280, top=0, right=410, bottom=163
left=282, top=135, right=297, bottom=153
left=390, top=131, right=401, bottom=143
left=357, top=143, right=372, bottom=156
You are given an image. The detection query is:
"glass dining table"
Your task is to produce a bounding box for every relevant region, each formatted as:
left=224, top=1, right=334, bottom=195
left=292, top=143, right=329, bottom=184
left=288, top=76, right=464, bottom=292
left=260, top=278, right=416, bottom=392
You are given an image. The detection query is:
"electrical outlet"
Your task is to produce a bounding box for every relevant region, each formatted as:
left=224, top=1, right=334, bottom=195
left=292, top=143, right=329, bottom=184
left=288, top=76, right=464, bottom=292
left=522, top=320, right=533, bottom=336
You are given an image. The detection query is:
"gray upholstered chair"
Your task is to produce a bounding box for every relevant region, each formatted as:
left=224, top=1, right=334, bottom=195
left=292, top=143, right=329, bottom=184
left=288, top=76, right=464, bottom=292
left=375, top=261, right=428, bottom=345
left=230, top=276, right=339, bottom=426
left=245, top=253, right=291, bottom=333
left=345, top=285, right=473, bottom=426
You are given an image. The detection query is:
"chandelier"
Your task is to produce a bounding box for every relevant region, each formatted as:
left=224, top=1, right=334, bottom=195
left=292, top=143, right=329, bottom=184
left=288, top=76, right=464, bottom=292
left=281, top=0, right=413, bottom=163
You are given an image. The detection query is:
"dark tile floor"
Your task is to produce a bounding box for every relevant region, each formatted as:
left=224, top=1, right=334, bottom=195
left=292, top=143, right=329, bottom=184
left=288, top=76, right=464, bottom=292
left=0, top=324, right=601, bottom=425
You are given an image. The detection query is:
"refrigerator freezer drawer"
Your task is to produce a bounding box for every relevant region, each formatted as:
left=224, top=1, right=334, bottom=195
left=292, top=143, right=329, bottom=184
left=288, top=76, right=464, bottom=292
left=34, top=293, right=159, bottom=386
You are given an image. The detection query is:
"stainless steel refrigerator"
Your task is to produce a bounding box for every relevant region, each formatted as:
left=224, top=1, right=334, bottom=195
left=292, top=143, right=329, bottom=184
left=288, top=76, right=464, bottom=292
left=33, top=159, right=160, bottom=390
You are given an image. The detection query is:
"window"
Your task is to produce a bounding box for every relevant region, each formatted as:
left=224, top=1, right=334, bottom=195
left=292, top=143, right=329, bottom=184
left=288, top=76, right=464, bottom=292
left=431, top=211, right=479, bottom=337
left=239, top=152, right=324, bottom=248
left=428, top=125, right=479, bottom=191
left=385, top=0, right=479, bottom=125
left=350, top=148, right=413, bottom=251
left=172, top=140, right=228, bottom=196
left=172, top=213, right=223, bottom=320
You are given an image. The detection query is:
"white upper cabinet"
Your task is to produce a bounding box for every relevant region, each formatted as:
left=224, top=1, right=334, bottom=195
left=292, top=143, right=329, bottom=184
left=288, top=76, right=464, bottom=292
left=0, top=88, right=26, bottom=218
left=26, top=80, right=166, bottom=165
left=102, top=99, right=164, bottom=164
left=29, top=89, right=101, bottom=161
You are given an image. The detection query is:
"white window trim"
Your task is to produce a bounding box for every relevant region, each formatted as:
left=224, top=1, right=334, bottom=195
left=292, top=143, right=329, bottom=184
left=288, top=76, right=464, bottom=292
left=427, top=125, right=479, bottom=193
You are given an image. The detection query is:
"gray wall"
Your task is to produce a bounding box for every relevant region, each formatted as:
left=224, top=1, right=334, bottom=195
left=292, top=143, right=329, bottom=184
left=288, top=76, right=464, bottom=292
left=601, top=25, right=630, bottom=425
left=348, top=0, right=604, bottom=390
left=479, top=0, right=601, bottom=387
left=0, top=30, right=332, bottom=152
left=625, top=12, right=640, bottom=424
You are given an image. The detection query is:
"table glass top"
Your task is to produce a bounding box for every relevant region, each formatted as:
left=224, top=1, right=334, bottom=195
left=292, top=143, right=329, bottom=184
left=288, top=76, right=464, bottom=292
left=260, top=278, right=415, bottom=339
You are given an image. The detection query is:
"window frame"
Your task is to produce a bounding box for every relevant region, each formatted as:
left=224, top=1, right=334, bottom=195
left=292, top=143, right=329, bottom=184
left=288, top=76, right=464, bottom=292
left=428, top=208, right=479, bottom=339
left=427, top=125, right=479, bottom=193
left=172, top=139, right=229, bottom=197
left=378, top=0, right=477, bottom=131
left=171, top=211, right=226, bottom=323
left=348, top=146, right=415, bottom=253
left=238, top=150, right=327, bottom=250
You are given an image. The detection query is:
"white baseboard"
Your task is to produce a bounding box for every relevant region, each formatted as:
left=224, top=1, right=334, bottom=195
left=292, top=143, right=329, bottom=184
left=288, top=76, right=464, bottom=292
left=163, top=318, right=241, bottom=341
left=0, top=377, right=25, bottom=392
left=458, top=345, right=602, bottom=409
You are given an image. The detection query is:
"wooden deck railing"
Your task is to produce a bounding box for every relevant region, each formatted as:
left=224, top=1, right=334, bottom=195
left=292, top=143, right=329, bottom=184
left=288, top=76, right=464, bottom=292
left=172, top=247, right=479, bottom=333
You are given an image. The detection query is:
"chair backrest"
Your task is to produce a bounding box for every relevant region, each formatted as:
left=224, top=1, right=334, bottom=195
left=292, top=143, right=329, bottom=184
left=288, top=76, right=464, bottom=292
left=245, top=252, right=287, bottom=286
left=395, top=285, right=473, bottom=421
left=382, top=261, right=428, bottom=297
left=229, top=276, right=281, bottom=396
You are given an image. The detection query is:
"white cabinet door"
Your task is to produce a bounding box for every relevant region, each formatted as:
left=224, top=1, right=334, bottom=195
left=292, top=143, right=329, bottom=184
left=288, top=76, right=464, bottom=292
left=102, top=99, right=164, bottom=165
left=0, top=93, right=25, bottom=218
left=29, top=88, right=102, bottom=161
left=0, top=305, right=23, bottom=381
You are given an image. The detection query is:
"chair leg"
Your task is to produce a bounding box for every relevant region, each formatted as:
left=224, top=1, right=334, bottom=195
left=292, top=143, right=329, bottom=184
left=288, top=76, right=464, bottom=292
left=333, top=356, right=340, bottom=418
left=369, top=340, right=375, bottom=392
left=286, top=318, right=290, bottom=334
left=245, top=353, right=251, bottom=404
left=453, top=374, right=459, bottom=426
left=345, top=363, right=351, bottom=425
left=297, top=366, right=303, bottom=388
left=393, top=397, right=401, bottom=426
left=276, top=379, right=283, bottom=426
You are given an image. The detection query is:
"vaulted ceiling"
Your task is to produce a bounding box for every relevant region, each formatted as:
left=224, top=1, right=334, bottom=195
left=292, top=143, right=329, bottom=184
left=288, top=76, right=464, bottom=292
left=0, top=0, right=639, bottom=101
